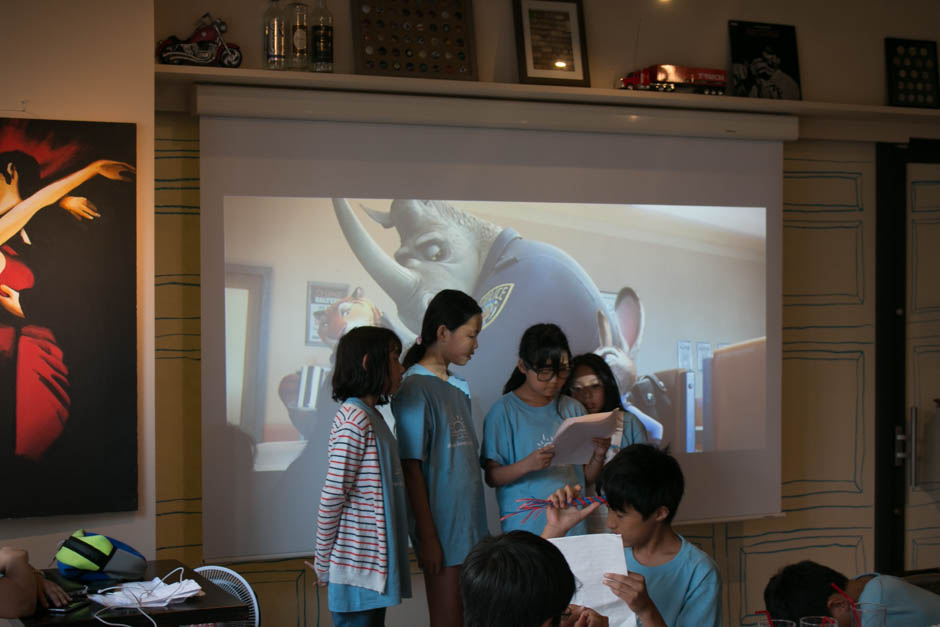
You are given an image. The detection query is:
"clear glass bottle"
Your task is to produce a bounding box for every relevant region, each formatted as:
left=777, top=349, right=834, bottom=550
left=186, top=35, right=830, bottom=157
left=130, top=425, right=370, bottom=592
left=262, top=0, right=287, bottom=70
left=287, top=2, right=309, bottom=70
left=309, top=0, right=334, bottom=73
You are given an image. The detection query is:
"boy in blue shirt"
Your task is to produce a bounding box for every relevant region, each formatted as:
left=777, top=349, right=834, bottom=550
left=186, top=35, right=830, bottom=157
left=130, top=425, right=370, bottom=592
left=764, top=560, right=940, bottom=626
left=543, top=444, right=722, bottom=627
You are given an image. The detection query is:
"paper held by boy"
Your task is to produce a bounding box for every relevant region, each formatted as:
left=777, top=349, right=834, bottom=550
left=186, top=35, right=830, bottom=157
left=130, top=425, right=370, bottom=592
left=551, top=409, right=621, bottom=465
left=548, top=533, right=636, bottom=627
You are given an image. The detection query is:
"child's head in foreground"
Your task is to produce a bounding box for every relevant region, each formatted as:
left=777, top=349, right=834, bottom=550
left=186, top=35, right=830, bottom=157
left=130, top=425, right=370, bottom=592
left=460, top=530, right=575, bottom=627
left=331, top=326, right=403, bottom=404
left=763, top=560, right=849, bottom=623
left=597, top=444, right=684, bottom=544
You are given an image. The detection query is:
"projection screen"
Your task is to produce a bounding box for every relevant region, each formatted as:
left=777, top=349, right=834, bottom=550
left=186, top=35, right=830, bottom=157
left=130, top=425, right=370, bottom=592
left=200, top=106, right=783, bottom=561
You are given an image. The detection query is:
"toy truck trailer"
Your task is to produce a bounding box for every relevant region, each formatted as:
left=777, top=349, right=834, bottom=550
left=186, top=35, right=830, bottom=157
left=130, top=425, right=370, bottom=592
left=618, top=64, right=727, bottom=95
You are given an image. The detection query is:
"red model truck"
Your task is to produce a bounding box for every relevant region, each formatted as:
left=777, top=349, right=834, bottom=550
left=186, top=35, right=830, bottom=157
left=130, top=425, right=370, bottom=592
left=618, top=65, right=727, bottom=95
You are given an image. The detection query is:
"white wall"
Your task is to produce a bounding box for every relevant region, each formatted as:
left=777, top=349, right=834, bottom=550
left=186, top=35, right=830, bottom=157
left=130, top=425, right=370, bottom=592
left=156, top=0, right=940, bottom=106
left=0, top=1, right=155, bottom=562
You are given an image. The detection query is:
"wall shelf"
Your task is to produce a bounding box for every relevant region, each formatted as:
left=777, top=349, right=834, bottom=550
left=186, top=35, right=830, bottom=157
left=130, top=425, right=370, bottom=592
left=156, top=65, right=940, bottom=143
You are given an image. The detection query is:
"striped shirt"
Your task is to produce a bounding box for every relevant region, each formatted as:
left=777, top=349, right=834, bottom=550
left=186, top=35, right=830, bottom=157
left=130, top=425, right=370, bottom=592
left=314, top=402, right=388, bottom=593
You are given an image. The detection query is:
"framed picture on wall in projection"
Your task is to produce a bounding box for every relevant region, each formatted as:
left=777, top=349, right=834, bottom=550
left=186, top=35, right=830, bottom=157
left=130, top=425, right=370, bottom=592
left=513, top=0, right=590, bottom=87
left=0, top=117, right=137, bottom=518
left=305, top=281, right=350, bottom=346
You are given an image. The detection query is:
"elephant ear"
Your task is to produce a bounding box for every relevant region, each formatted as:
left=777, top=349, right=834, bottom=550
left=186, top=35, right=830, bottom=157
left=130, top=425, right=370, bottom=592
left=616, top=287, right=644, bottom=359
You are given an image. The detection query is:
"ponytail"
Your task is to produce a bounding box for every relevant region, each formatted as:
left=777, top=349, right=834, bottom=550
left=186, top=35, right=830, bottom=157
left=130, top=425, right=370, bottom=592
left=503, top=323, right=572, bottom=394
left=403, top=289, right=482, bottom=370
left=402, top=338, right=429, bottom=370
left=502, top=369, right=526, bottom=394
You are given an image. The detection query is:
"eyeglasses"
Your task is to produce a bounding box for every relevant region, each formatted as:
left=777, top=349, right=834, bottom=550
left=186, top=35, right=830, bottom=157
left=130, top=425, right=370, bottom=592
left=526, top=363, right=571, bottom=382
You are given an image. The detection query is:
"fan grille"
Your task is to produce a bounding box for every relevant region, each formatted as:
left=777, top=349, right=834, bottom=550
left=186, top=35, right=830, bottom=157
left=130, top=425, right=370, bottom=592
left=195, top=565, right=259, bottom=627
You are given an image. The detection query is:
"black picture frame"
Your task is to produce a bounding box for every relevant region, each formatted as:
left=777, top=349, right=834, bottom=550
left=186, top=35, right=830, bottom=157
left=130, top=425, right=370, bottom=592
left=728, top=20, right=802, bottom=100
left=512, top=0, right=590, bottom=87
left=884, top=38, right=939, bottom=108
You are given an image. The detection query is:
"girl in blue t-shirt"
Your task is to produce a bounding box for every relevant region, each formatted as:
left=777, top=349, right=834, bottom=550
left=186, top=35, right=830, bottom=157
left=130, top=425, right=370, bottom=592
left=391, top=289, right=487, bottom=627
left=314, top=326, right=411, bottom=627
left=481, top=323, right=610, bottom=535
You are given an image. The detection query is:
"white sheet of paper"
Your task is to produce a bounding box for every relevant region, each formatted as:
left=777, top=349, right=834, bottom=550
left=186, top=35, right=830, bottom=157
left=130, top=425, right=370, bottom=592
left=551, top=410, right=619, bottom=465
left=548, top=533, right=636, bottom=627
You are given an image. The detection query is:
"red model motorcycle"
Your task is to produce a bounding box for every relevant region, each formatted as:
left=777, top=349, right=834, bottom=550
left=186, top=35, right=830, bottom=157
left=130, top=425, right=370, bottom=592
left=156, top=13, right=242, bottom=68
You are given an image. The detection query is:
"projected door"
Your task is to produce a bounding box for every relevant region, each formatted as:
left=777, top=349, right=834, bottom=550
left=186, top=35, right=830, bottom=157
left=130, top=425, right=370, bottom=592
left=905, top=162, right=940, bottom=571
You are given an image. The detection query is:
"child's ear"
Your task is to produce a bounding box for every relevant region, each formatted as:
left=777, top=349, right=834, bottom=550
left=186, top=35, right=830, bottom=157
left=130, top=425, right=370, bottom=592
left=653, top=505, right=670, bottom=523
left=517, top=358, right=527, bottom=374
left=436, top=324, right=449, bottom=342
left=361, top=354, right=369, bottom=370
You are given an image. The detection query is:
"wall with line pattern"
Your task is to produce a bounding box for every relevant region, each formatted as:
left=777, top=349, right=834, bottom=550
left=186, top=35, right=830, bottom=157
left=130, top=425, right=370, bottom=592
left=155, top=111, right=877, bottom=625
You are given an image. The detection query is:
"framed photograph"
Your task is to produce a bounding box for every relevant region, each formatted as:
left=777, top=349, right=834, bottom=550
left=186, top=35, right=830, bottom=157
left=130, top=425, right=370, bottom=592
left=349, top=0, right=479, bottom=81
left=513, top=0, right=590, bottom=87
left=884, top=38, right=939, bottom=108
left=305, top=281, right=349, bottom=346
left=728, top=20, right=801, bottom=100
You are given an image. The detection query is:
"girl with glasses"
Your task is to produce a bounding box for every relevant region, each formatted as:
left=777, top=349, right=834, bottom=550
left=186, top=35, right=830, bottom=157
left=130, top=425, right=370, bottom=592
left=481, top=323, right=609, bottom=536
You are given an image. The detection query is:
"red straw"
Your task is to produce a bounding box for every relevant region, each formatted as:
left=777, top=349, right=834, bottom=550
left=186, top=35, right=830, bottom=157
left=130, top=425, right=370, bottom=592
left=830, top=583, right=860, bottom=626
left=500, top=495, right=607, bottom=522
left=756, top=609, right=773, bottom=625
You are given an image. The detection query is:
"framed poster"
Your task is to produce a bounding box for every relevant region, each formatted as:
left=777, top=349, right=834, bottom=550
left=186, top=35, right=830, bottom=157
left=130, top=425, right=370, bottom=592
left=0, top=117, right=137, bottom=518
left=728, top=20, right=801, bottom=100
left=306, top=281, right=349, bottom=346
left=513, top=0, right=590, bottom=87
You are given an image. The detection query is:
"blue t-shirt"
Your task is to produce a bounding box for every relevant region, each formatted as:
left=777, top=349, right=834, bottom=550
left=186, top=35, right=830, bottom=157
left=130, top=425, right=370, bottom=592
left=328, top=399, right=412, bottom=612
left=625, top=535, right=722, bottom=627
left=391, top=365, right=488, bottom=567
left=857, top=573, right=940, bottom=626
left=482, top=392, right=588, bottom=535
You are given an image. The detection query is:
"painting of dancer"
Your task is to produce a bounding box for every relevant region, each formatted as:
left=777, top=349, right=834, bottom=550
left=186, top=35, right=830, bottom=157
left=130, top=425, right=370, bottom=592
left=0, top=117, right=137, bottom=518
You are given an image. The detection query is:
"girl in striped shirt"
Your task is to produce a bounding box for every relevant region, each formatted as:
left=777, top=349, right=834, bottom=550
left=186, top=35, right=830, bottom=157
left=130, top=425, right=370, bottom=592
left=315, top=326, right=410, bottom=627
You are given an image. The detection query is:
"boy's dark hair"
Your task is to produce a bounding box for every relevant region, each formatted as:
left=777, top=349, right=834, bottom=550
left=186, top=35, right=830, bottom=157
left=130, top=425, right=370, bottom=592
left=503, top=323, right=571, bottom=394
left=598, top=443, right=684, bottom=523
left=461, top=531, right=575, bottom=627
left=403, top=289, right=482, bottom=369
left=563, top=353, right=623, bottom=412
left=0, top=151, right=41, bottom=200
left=331, top=326, right=402, bottom=405
left=763, top=560, right=848, bottom=623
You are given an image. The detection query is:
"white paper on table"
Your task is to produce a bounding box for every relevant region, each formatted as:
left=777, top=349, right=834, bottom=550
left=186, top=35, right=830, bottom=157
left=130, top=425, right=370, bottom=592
left=551, top=409, right=620, bottom=465
left=548, top=533, right=636, bottom=627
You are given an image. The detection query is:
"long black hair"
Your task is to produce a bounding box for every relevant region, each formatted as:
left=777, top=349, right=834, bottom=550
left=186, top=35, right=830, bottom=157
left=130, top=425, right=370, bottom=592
left=502, top=323, right=571, bottom=394
left=331, top=326, right=402, bottom=405
left=0, top=151, right=41, bottom=200
left=460, top=531, right=575, bottom=627
left=563, top=353, right=623, bottom=412
left=402, top=289, right=482, bottom=369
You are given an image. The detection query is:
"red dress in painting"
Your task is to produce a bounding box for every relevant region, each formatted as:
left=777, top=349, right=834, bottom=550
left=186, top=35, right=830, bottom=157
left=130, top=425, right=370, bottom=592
left=0, top=241, right=69, bottom=461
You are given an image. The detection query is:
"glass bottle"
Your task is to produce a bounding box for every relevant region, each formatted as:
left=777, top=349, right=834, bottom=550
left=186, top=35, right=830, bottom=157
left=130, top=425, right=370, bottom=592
left=287, top=2, right=309, bottom=70
left=309, top=0, right=334, bottom=73
left=262, top=0, right=287, bottom=70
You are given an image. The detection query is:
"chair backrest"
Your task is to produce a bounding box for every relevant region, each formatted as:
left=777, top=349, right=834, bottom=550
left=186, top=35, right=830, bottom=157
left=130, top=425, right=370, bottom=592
left=194, top=565, right=260, bottom=627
